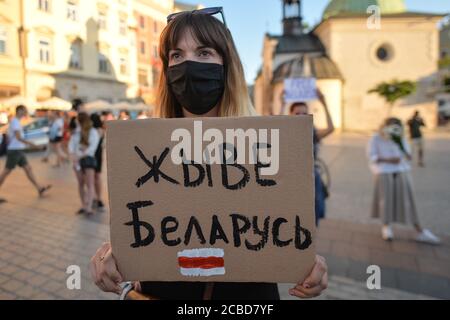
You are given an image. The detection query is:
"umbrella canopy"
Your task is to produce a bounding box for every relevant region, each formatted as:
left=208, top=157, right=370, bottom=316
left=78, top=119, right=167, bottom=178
left=0, top=96, right=41, bottom=111
left=38, top=97, right=72, bottom=111
left=111, top=101, right=133, bottom=111
left=84, top=100, right=113, bottom=112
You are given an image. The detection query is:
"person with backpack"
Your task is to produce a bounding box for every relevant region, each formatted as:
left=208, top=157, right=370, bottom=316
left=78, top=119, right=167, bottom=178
left=89, top=8, right=328, bottom=300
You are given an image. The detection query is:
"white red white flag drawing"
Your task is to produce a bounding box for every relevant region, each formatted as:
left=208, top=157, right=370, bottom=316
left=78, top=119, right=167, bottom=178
left=177, top=248, right=225, bottom=277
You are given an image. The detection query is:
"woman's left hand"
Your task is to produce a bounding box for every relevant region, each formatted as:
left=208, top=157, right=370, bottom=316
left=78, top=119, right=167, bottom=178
left=289, top=255, right=328, bottom=299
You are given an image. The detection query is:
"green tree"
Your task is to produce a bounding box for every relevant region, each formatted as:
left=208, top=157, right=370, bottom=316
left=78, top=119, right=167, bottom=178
left=438, top=56, right=450, bottom=70
left=368, top=80, right=417, bottom=115
left=444, top=76, right=450, bottom=93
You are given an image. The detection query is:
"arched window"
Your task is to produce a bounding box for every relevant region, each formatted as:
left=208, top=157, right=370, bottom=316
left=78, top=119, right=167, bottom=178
left=38, top=0, right=51, bottom=12
left=67, top=1, right=78, bottom=21
left=69, top=40, right=82, bottom=69
left=98, top=50, right=110, bottom=74
left=38, top=37, right=52, bottom=64
left=0, top=26, right=6, bottom=55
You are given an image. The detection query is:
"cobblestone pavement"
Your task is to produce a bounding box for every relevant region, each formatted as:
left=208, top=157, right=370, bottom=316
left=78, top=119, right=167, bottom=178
left=321, top=132, right=450, bottom=235
left=0, top=132, right=449, bottom=300
left=313, top=218, right=450, bottom=299
left=279, top=276, right=436, bottom=300
left=0, top=202, right=114, bottom=300
left=1, top=201, right=444, bottom=300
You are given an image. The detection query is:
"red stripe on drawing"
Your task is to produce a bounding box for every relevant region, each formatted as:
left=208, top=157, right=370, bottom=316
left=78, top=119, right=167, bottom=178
left=178, top=256, right=224, bottom=269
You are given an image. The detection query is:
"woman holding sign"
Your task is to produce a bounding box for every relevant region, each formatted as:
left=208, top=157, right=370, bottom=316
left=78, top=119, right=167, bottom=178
left=90, top=7, right=328, bottom=300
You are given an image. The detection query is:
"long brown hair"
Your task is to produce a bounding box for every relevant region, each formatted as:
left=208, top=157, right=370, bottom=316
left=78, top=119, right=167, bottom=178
left=157, top=12, right=256, bottom=118
left=77, top=112, right=92, bottom=146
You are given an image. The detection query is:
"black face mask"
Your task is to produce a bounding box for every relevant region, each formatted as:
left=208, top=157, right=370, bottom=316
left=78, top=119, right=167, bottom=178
left=167, top=60, right=225, bottom=115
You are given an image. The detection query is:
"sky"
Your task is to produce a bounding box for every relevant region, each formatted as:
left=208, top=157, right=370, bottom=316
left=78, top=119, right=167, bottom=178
left=179, top=0, right=450, bottom=84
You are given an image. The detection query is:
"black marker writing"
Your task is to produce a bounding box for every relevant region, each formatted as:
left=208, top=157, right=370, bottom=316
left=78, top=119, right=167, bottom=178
left=134, top=146, right=179, bottom=187
left=295, top=216, right=312, bottom=250
left=230, top=214, right=251, bottom=247
left=184, top=216, right=207, bottom=245
left=245, top=216, right=270, bottom=251
left=272, top=218, right=293, bottom=247
left=209, top=215, right=229, bottom=245
left=161, top=216, right=181, bottom=246
left=125, top=200, right=155, bottom=248
left=254, top=143, right=277, bottom=187
left=221, top=144, right=250, bottom=190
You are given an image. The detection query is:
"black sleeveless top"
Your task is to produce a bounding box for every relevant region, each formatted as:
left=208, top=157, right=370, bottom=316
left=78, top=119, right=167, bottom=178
left=140, top=282, right=280, bottom=300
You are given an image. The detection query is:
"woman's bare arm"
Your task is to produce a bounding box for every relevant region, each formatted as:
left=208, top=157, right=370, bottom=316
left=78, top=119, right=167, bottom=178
left=315, top=90, right=335, bottom=141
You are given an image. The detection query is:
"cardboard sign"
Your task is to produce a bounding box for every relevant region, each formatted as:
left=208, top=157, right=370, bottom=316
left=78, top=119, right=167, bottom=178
left=284, top=78, right=318, bottom=103
left=107, top=115, right=316, bottom=283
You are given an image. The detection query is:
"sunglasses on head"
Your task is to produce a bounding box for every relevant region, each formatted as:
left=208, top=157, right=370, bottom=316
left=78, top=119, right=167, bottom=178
left=166, top=6, right=227, bottom=28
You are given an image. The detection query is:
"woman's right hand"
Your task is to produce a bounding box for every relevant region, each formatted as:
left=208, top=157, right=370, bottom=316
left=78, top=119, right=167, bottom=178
left=90, top=242, right=124, bottom=294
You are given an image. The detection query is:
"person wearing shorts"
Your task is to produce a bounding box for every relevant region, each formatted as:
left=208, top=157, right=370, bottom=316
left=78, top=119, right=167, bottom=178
left=0, top=105, right=52, bottom=203
left=69, top=112, right=100, bottom=215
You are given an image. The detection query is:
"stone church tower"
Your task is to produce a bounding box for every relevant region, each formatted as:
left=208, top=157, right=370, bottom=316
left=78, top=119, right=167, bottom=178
left=254, top=0, right=445, bottom=131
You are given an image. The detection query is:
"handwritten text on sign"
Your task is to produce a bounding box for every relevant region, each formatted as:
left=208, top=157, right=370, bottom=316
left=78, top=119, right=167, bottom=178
left=107, top=116, right=316, bottom=282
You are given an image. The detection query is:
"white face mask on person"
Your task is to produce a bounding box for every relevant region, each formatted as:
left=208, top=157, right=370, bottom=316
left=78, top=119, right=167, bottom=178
left=167, top=60, right=225, bottom=115
left=383, top=124, right=403, bottom=137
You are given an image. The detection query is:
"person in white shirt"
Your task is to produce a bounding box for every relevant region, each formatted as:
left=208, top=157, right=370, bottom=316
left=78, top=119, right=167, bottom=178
left=367, top=117, right=440, bottom=244
left=42, top=111, right=67, bottom=167
left=136, top=110, right=149, bottom=119
left=0, top=105, right=52, bottom=203
left=68, top=112, right=100, bottom=215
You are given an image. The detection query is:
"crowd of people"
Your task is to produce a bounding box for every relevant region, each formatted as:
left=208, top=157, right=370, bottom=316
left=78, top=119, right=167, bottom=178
left=0, top=106, right=152, bottom=214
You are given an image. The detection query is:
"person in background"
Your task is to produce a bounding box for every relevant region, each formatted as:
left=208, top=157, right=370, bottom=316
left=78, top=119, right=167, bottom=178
left=72, top=98, right=84, bottom=113
left=62, top=111, right=72, bottom=156
left=90, top=113, right=105, bottom=211
left=41, top=111, right=53, bottom=163
left=106, top=111, right=116, bottom=121
left=68, top=114, right=78, bottom=134
left=69, top=112, right=100, bottom=215
left=118, top=110, right=130, bottom=120
left=0, top=111, right=8, bottom=125
left=0, top=105, right=52, bottom=203
left=407, top=110, right=426, bottom=167
left=137, top=110, right=149, bottom=119
left=100, top=111, right=110, bottom=123
left=367, top=117, right=440, bottom=244
left=282, top=89, right=334, bottom=226
left=45, top=111, right=66, bottom=167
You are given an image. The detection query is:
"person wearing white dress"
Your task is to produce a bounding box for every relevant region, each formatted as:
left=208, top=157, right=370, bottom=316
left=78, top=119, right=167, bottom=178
left=367, top=118, right=440, bottom=244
